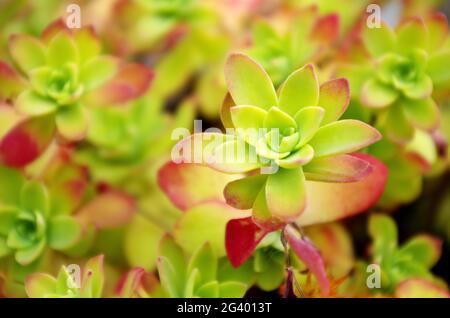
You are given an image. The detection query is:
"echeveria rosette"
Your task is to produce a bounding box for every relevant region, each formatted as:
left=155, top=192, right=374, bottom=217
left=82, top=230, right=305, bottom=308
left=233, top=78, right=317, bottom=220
left=368, top=214, right=446, bottom=294
left=25, top=255, right=104, bottom=298
left=111, top=0, right=215, bottom=55
left=0, top=19, right=153, bottom=168
left=342, top=15, right=450, bottom=144
left=156, top=235, right=248, bottom=298
left=0, top=166, right=81, bottom=266
left=217, top=53, right=381, bottom=227
left=158, top=154, right=387, bottom=296
left=248, top=6, right=339, bottom=85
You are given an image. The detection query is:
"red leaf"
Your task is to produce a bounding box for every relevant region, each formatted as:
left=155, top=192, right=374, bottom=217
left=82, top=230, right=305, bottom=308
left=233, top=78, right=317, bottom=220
left=115, top=267, right=145, bottom=298
left=87, top=63, right=154, bottom=105
left=76, top=188, right=136, bottom=229
left=225, top=217, right=269, bottom=267
left=284, top=225, right=330, bottom=296
left=311, top=13, right=340, bottom=45
left=0, top=115, right=55, bottom=168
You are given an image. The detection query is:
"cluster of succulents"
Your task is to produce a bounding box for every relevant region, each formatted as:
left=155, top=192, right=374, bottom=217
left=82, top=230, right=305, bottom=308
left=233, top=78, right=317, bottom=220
left=0, top=0, right=449, bottom=298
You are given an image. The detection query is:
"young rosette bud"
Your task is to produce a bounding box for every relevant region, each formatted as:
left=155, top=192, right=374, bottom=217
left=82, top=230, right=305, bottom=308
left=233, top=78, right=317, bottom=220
left=340, top=14, right=450, bottom=143
left=175, top=53, right=381, bottom=227
left=0, top=166, right=81, bottom=266
left=25, top=255, right=104, bottom=298
left=0, top=19, right=153, bottom=168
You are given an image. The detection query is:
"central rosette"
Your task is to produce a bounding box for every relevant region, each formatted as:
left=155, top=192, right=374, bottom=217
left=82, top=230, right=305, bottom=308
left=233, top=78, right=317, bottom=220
left=233, top=105, right=317, bottom=169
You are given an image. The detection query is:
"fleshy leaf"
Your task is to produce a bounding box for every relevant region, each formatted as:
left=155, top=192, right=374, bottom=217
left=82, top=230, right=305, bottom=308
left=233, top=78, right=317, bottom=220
left=81, top=255, right=104, bottom=298
left=318, top=78, right=350, bottom=125
left=158, top=161, right=238, bottom=211
left=427, top=50, right=450, bottom=83
left=396, top=235, right=442, bottom=268
left=303, top=154, right=372, bottom=182
left=0, top=165, right=25, bottom=206
left=426, top=13, right=448, bottom=52
left=395, top=279, right=450, bottom=298
left=218, top=281, right=248, bottom=298
left=0, top=115, right=55, bottom=168
left=15, top=238, right=46, bottom=265
left=284, top=225, right=330, bottom=296
left=361, top=78, right=398, bottom=108
left=264, top=106, right=297, bottom=131
left=275, top=145, right=314, bottom=169
left=266, top=168, right=306, bottom=222
left=396, top=17, right=427, bottom=52
left=55, top=104, right=89, bottom=141
left=230, top=105, right=267, bottom=145
left=402, top=97, right=440, bottom=131
left=225, top=217, right=268, bottom=267
left=80, top=56, right=119, bottom=91
left=297, top=154, right=387, bottom=226
left=225, top=53, right=278, bottom=110
left=384, top=103, right=414, bottom=144
left=294, top=106, right=324, bottom=146
left=0, top=60, right=26, bottom=99
left=187, top=243, right=217, bottom=285
left=224, top=174, right=267, bottom=210
left=115, top=268, right=145, bottom=298
left=25, top=273, right=57, bottom=298
left=175, top=201, right=250, bottom=257
left=76, top=188, right=136, bottom=229
left=368, top=214, right=398, bottom=260
left=47, top=31, right=79, bottom=67
left=87, top=64, right=153, bottom=105
left=73, top=26, right=101, bottom=64
left=8, top=34, right=46, bottom=73
left=311, top=14, right=339, bottom=45
left=278, top=64, right=319, bottom=116
left=362, top=22, right=396, bottom=57
left=16, top=90, right=58, bottom=116
left=48, top=216, right=82, bottom=250
left=20, top=180, right=49, bottom=216
left=309, top=120, right=381, bottom=157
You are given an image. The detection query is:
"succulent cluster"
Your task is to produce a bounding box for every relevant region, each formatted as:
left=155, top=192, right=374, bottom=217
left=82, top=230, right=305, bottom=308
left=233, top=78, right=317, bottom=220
left=0, top=0, right=449, bottom=299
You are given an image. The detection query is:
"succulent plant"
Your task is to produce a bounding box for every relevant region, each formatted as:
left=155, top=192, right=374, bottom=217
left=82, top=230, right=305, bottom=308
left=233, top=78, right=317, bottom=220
left=157, top=235, right=248, bottom=298
left=0, top=166, right=81, bottom=266
left=248, top=6, right=339, bottom=85
left=339, top=15, right=450, bottom=143
left=0, top=20, right=153, bottom=168
left=25, top=255, right=104, bottom=298
left=368, top=214, right=444, bottom=292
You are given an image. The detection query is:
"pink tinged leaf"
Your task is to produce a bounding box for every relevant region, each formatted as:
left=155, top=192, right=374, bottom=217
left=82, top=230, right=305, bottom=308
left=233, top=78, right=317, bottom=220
left=308, top=120, right=382, bottom=158
left=8, top=34, right=46, bottom=74
left=318, top=78, right=350, bottom=125
left=158, top=161, right=238, bottom=211
left=395, top=279, right=450, bottom=298
left=224, top=174, right=267, bottom=210
left=0, top=115, right=55, bottom=168
left=426, top=13, right=449, bottom=52
left=73, top=26, right=101, bottom=63
left=224, top=53, right=278, bottom=110
left=81, top=254, right=104, bottom=298
left=0, top=60, right=27, bottom=99
left=310, top=13, right=339, bottom=45
left=303, top=154, right=372, bottom=182
left=284, top=225, right=330, bottom=296
left=41, top=19, right=70, bottom=44
left=25, top=273, right=57, bottom=298
left=297, top=153, right=388, bottom=226
left=87, top=64, right=154, bottom=105
left=76, top=188, right=136, bottom=229
left=225, top=217, right=269, bottom=268
left=115, top=267, right=145, bottom=298
left=0, top=103, right=23, bottom=138
left=396, top=17, right=427, bottom=52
